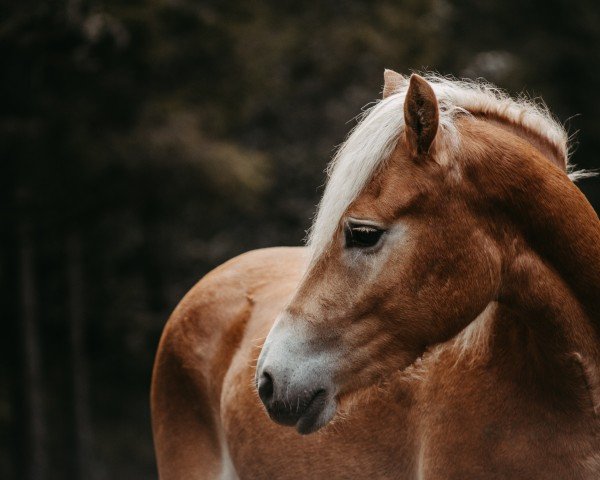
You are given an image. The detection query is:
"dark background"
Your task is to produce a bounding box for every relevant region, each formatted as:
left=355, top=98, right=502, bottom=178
left=2, top=1, right=600, bottom=478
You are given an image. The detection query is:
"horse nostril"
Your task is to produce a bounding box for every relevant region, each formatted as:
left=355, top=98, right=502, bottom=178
left=258, top=371, right=274, bottom=405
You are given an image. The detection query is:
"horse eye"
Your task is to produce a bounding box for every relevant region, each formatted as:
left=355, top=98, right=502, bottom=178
left=344, top=224, right=385, bottom=249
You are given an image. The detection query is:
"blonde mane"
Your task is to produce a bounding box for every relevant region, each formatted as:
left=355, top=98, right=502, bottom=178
left=307, top=73, right=589, bottom=262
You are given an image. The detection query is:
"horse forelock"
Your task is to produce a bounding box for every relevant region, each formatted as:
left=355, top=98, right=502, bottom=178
left=307, top=73, right=590, bottom=263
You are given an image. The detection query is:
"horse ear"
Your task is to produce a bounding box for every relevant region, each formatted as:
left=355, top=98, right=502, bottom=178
left=382, top=69, right=407, bottom=99
left=403, top=74, right=439, bottom=157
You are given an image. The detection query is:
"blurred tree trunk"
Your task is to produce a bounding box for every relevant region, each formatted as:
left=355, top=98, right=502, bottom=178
left=18, top=220, right=46, bottom=480
left=67, top=231, right=93, bottom=480
left=3, top=154, right=20, bottom=480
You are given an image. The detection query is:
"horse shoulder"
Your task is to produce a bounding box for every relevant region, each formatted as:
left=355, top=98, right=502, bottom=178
left=151, top=246, right=308, bottom=479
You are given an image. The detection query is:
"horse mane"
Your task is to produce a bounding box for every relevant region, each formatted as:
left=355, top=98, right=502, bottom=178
left=307, top=73, right=592, bottom=261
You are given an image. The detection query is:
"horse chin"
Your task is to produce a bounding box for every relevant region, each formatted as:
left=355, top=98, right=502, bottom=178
left=295, top=394, right=337, bottom=435
left=294, top=353, right=422, bottom=435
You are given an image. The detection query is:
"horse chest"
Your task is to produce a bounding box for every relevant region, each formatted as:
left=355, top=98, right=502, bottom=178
left=221, top=350, right=599, bottom=480
left=413, top=362, right=600, bottom=479
left=220, top=351, right=416, bottom=479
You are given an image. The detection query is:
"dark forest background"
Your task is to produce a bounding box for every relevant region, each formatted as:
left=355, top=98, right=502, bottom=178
left=2, top=0, right=600, bottom=478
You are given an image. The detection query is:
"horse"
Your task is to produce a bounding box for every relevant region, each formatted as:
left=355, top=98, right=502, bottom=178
left=151, top=70, right=600, bottom=479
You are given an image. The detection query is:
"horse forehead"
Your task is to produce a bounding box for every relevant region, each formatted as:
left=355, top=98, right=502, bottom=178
left=346, top=119, right=510, bottom=222
left=347, top=151, right=444, bottom=222
left=347, top=167, right=413, bottom=220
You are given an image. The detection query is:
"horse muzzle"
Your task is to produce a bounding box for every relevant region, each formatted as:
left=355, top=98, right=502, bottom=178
left=255, top=317, right=338, bottom=434
left=257, top=369, right=331, bottom=434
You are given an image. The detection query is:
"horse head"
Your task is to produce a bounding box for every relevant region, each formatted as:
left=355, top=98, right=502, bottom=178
left=256, top=71, right=594, bottom=434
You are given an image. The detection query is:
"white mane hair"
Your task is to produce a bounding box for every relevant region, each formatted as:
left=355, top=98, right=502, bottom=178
left=306, top=73, right=591, bottom=262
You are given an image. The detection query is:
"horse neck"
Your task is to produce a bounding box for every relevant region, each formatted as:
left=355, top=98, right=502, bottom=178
left=461, top=120, right=600, bottom=325
left=461, top=120, right=600, bottom=407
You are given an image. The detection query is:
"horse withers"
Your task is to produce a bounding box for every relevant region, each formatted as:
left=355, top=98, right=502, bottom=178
left=151, top=71, right=600, bottom=479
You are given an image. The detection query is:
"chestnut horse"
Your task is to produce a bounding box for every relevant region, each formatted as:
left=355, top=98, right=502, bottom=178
left=151, top=71, right=600, bottom=479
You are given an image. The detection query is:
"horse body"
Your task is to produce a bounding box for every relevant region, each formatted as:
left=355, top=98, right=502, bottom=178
left=152, top=249, right=599, bottom=479
left=152, top=72, right=600, bottom=479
